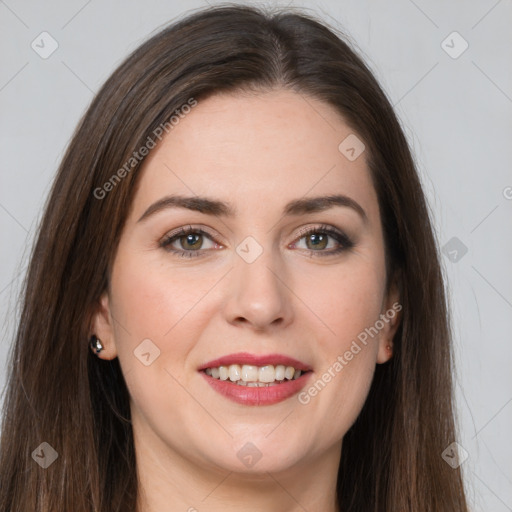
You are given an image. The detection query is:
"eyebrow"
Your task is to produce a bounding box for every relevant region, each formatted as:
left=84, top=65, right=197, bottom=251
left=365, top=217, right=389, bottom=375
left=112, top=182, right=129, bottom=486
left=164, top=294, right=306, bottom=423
left=137, top=193, right=368, bottom=224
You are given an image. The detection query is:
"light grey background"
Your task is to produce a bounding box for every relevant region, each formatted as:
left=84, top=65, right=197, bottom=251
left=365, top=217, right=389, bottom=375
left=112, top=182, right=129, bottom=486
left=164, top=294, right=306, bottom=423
left=1, top=0, right=511, bottom=510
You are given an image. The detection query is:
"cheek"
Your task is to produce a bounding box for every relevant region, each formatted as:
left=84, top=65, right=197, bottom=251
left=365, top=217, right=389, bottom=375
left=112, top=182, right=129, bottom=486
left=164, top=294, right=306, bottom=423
left=108, top=249, right=228, bottom=393
left=302, top=257, right=385, bottom=347
left=109, top=251, right=216, bottom=341
left=108, top=254, right=207, bottom=422
left=294, top=255, right=385, bottom=431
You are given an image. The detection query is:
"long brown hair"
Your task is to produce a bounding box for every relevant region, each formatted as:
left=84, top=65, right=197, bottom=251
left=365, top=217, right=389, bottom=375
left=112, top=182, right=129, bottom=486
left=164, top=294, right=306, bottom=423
left=0, top=4, right=469, bottom=511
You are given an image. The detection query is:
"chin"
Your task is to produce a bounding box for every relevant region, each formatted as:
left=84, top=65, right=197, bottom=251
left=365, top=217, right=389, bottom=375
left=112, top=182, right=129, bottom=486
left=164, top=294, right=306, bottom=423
left=204, top=440, right=308, bottom=475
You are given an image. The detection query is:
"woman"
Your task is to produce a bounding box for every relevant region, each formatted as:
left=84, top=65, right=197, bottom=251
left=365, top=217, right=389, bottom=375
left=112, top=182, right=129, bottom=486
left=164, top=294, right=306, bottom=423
left=0, top=4, right=469, bottom=511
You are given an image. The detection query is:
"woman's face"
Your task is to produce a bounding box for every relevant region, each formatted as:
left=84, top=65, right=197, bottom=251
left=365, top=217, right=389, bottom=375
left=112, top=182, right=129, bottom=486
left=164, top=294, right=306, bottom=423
left=93, top=89, right=400, bottom=477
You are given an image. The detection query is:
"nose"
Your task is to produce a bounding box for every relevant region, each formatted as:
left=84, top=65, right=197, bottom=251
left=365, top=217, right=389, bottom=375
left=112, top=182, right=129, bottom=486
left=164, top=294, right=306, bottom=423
left=223, top=247, right=294, bottom=332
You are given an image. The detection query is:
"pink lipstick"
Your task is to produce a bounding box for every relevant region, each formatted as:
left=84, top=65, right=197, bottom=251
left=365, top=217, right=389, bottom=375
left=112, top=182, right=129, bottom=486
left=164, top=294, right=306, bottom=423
left=198, top=352, right=313, bottom=406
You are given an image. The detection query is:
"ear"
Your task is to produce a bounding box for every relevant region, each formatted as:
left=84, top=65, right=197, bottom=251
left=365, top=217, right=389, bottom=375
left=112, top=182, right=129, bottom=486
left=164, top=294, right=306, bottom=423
left=90, top=291, right=118, bottom=360
left=376, top=276, right=402, bottom=364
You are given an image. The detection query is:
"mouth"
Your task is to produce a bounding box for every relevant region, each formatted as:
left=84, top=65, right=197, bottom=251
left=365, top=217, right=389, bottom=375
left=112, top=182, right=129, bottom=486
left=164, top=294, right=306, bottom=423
left=198, top=352, right=313, bottom=405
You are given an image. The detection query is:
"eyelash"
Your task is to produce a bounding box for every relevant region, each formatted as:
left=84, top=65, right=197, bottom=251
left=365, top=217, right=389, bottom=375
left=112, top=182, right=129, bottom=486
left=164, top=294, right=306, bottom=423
left=159, top=224, right=354, bottom=259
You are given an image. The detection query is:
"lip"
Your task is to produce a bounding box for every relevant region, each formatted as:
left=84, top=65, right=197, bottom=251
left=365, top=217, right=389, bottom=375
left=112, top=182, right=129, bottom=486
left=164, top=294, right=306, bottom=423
left=198, top=352, right=313, bottom=406
left=200, top=371, right=313, bottom=406
left=198, top=352, right=313, bottom=372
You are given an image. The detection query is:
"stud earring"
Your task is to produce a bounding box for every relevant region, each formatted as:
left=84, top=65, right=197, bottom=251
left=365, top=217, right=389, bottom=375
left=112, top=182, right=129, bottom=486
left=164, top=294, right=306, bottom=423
left=89, top=335, right=104, bottom=354
left=386, top=344, right=392, bottom=352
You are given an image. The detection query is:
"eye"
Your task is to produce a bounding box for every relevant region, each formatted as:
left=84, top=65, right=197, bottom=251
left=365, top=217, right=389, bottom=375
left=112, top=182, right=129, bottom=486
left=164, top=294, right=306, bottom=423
left=159, top=225, right=220, bottom=258
left=291, top=224, right=354, bottom=257
left=159, top=224, right=354, bottom=259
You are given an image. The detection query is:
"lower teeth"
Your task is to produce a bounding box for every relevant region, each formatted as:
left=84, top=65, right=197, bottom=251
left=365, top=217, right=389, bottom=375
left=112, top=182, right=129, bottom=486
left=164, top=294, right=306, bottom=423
left=235, top=381, right=283, bottom=387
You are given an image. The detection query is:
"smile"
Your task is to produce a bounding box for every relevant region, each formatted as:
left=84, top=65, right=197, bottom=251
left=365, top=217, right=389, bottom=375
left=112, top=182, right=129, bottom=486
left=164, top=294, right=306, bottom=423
left=198, top=352, right=313, bottom=406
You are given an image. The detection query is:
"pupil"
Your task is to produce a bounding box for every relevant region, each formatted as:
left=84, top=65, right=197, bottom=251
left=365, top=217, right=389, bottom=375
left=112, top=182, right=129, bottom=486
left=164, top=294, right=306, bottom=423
left=309, top=234, right=326, bottom=249
left=184, top=234, right=201, bottom=249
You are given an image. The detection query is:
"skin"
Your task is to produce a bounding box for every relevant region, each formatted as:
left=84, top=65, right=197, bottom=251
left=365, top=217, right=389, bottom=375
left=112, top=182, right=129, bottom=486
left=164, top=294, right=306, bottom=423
left=92, top=89, right=400, bottom=512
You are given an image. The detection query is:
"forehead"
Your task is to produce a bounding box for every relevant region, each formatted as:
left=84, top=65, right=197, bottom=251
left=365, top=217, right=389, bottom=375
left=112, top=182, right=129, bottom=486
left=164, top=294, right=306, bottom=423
left=131, top=89, right=379, bottom=223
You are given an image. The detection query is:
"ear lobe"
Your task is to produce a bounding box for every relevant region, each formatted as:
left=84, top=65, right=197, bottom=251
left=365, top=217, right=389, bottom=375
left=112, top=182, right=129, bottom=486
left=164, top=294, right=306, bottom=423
left=90, top=292, right=118, bottom=360
left=376, top=309, right=401, bottom=364
left=376, top=318, right=400, bottom=363
left=376, top=277, right=402, bottom=364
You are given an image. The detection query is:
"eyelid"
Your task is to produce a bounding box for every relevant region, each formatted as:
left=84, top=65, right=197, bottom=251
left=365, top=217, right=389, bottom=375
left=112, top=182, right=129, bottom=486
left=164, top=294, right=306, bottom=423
left=159, top=225, right=222, bottom=251
left=291, top=224, right=354, bottom=251
left=162, top=224, right=218, bottom=242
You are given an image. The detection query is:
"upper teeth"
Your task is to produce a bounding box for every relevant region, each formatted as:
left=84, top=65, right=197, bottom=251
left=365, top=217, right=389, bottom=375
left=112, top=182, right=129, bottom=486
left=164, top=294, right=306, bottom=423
left=204, top=364, right=303, bottom=384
